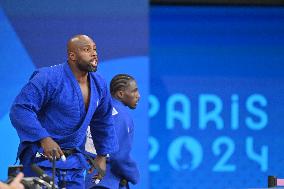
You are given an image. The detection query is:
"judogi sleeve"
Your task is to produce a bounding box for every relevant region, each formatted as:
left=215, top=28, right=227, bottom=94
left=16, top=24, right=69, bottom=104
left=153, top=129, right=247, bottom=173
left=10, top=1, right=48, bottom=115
left=110, top=118, right=140, bottom=184
left=89, top=82, right=118, bottom=155
left=9, top=70, right=52, bottom=143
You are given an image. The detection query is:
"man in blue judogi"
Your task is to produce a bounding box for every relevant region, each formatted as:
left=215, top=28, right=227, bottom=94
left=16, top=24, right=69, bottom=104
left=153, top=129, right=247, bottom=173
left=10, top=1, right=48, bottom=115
left=85, top=74, right=140, bottom=189
left=10, top=35, right=118, bottom=189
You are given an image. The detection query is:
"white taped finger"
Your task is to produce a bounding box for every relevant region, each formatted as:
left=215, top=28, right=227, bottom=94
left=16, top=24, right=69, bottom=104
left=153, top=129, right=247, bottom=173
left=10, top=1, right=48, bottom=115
left=61, top=155, right=66, bottom=162
left=95, top=179, right=100, bottom=184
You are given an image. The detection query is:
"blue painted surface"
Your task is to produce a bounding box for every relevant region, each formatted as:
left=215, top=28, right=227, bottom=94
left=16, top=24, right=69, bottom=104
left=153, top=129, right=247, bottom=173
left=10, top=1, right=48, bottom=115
left=150, top=6, right=284, bottom=189
left=0, top=8, right=35, bottom=180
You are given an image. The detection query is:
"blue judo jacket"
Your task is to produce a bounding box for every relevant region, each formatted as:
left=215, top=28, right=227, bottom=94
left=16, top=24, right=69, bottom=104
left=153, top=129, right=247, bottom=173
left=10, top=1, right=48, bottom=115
left=85, top=98, right=140, bottom=189
left=10, top=62, right=118, bottom=170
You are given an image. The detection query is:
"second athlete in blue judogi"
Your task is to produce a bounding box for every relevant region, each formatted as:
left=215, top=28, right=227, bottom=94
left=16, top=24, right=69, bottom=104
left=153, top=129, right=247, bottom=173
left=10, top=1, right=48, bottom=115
left=85, top=74, right=140, bottom=189
left=10, top=35, right=118, bottom=188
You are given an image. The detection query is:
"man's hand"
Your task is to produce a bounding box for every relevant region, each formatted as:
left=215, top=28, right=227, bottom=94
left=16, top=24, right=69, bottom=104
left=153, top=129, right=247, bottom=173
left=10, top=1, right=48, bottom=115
left=95, top=155, right=106, bottom=177
left=90, top=155, right=106, bottom=182
left=40, top=137, right=64, bottom=161
left=0, top=172, right=24, bottom=189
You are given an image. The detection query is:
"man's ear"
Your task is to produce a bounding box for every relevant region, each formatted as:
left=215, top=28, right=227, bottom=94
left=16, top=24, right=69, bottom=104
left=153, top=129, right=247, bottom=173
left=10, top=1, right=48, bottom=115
left=117, top=90, right=124, bottom=99
left=69, top=51, right=76, bottom=61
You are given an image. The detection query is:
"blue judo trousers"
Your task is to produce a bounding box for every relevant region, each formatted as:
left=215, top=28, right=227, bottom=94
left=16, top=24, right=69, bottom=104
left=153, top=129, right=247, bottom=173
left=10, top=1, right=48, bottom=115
left=10, top=62, right=118, bottom=189
left=85, top=98, right=140, bottom=189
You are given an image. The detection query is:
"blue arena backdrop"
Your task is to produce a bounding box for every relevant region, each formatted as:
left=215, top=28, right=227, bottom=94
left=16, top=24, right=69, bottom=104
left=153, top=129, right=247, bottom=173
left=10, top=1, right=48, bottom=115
left=0, top=1, right=148, bottom=188
left=150, top=5, right=284, bottom=189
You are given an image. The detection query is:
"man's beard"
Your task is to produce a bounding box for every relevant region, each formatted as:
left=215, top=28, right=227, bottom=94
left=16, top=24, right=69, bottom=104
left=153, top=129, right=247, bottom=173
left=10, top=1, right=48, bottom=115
left=77, top=60, right=97, bottom=72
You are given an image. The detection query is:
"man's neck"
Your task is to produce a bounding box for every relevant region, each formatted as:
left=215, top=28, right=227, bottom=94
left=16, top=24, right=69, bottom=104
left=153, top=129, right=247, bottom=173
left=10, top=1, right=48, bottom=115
left=68, top=61, right=88, bottom=83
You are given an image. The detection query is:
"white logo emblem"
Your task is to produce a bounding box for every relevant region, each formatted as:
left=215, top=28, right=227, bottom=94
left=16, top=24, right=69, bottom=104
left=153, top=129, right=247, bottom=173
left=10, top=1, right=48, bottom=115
left=112, top=107, right=118, bottom=115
